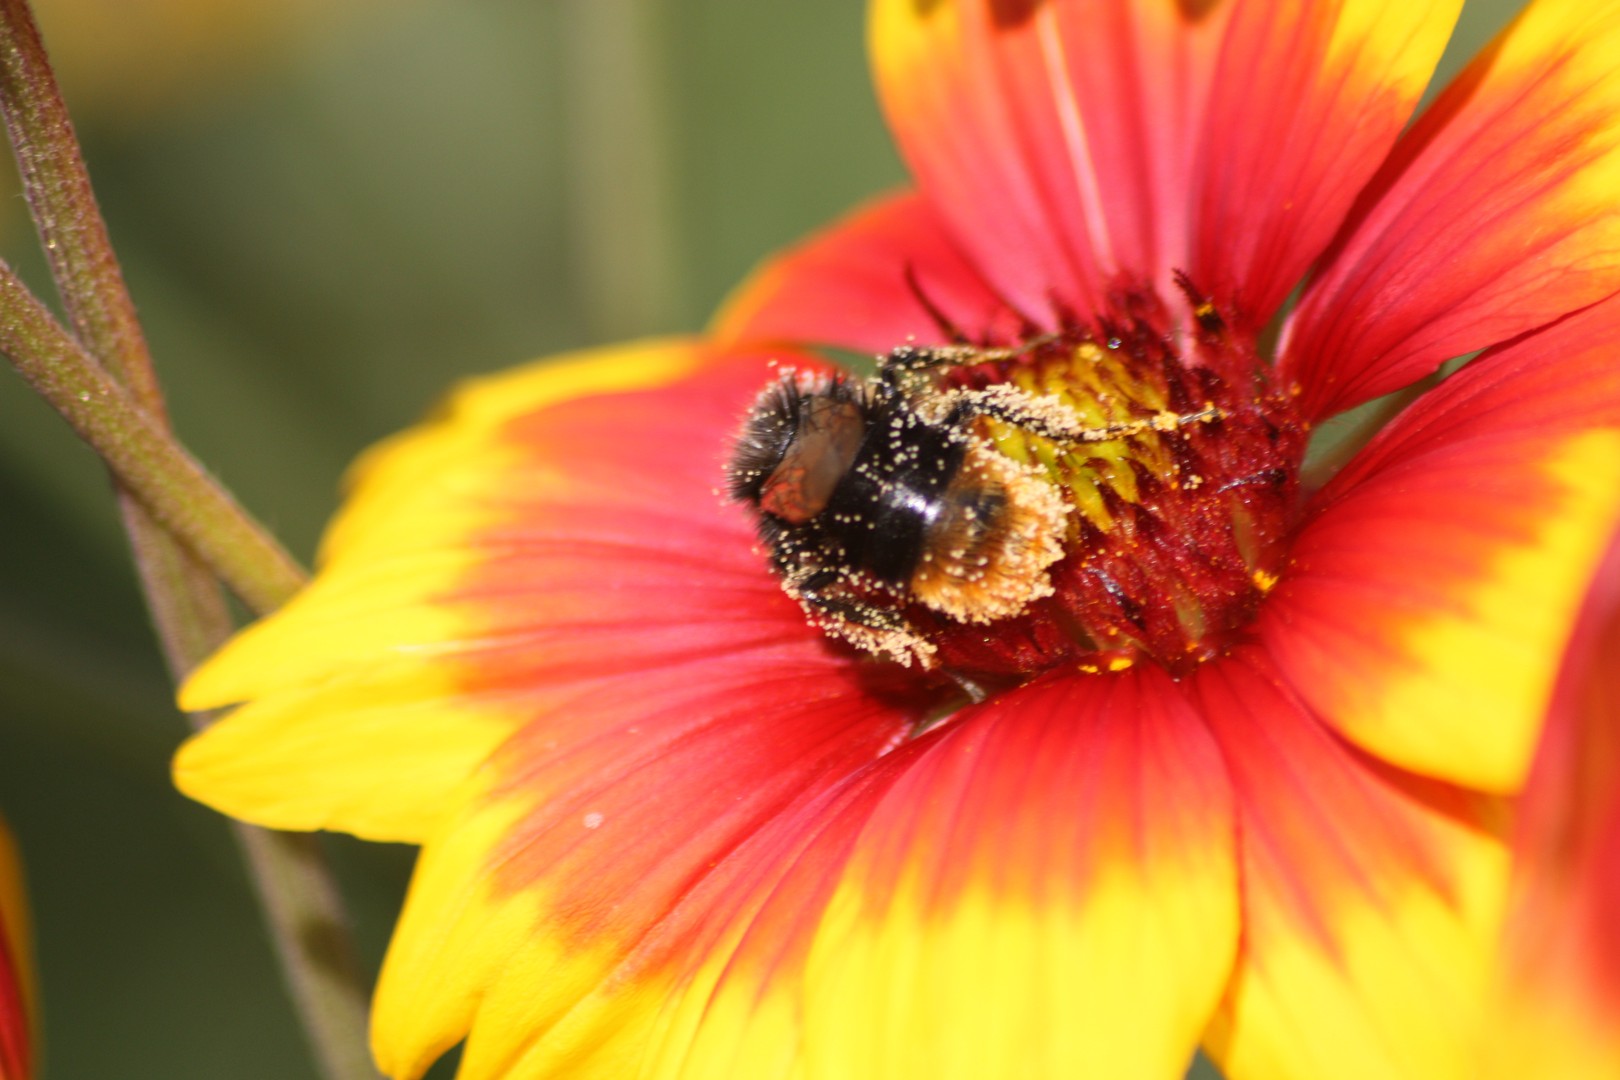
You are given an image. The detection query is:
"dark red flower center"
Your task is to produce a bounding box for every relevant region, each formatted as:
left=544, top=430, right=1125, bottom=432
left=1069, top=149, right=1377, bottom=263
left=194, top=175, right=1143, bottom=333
left=917, top=287, right=1307, bottom=680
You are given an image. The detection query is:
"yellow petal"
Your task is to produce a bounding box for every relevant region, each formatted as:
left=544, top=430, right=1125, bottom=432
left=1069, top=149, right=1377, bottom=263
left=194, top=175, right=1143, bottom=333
left=1267, top=300, right=1620, bottom=792
left=1198, top=650, right=1509, bottom=1080
left=176, top=340, right=706, bottom=842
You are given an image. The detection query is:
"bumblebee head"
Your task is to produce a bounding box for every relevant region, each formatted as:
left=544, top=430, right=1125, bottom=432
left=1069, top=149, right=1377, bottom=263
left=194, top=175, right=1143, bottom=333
left=727, top=373, right=869, bottom=523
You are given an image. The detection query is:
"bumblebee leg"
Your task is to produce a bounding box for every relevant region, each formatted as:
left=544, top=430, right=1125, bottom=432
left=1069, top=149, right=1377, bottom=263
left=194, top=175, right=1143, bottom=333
left=797, top=589, right=913, bottom=635
left=878, top=334, right=1062, bottom=385
left=786, top=573, right=938, bottom=667
left=942, top=384, right=1221, bottom=445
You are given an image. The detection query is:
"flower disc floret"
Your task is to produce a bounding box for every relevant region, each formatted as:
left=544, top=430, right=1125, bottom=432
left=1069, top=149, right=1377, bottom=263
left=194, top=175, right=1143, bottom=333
left=913, top=285, right=1305, bottom=677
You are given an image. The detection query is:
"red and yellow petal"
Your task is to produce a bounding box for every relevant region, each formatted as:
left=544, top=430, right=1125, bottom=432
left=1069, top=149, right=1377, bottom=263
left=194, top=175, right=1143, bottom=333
left=713, top=189, right=1027, bottom=353
left=676, top=676, right=1239, bottom=1080
left=423, top=755, right=895, bottom=1080
left=1262, top=293, right=1620, bottom=794
left=171, top=337, right=944, bottom=1077
left=1482, top=531, right=1620, bottom=1080
left=384, top=665, right=1239, bottom=1080
left=868, top=0, right=1465, bottom=332
left=1283, top=0, right=1620, bottom=420
left=371, top=657, right=918, bottom=1080
left=789, top=667, right=1238, bottom=1080
left=869, top=0, right=1231, bottom=321
left=1196, top=649, right=1507, bottom=1080
left=0, top=819, right=32, bottom=1080
left=177, top=339, right=890, bottom=849
left=1188, top=0, right=1461, bottom=330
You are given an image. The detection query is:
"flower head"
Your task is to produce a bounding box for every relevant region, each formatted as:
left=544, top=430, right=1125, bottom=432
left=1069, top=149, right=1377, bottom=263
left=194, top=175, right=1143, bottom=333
left=0, top=819, right=33, bottom=1080
left=177, top=1, right=1620, bottom=1078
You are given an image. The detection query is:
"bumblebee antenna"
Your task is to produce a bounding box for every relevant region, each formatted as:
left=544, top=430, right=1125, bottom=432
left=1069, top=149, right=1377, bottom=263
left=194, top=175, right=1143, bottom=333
left=902, top=263, right=971, bottom=345
left=1172, top=270, right=1224, bottom=335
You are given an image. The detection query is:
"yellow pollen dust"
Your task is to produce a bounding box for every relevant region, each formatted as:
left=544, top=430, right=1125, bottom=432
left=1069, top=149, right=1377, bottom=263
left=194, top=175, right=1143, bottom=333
left=1076, top=656, right=1136, bottom=675
left=908, top=441, right=1067, bottom=623
left=979, top=342, right=1200, bottom=534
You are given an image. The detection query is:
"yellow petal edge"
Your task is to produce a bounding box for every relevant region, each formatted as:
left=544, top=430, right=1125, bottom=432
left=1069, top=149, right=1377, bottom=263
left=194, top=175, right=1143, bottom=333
left=174, top=339, right=706, bottom=842
left=1332, top=429, right=1620, bottom=793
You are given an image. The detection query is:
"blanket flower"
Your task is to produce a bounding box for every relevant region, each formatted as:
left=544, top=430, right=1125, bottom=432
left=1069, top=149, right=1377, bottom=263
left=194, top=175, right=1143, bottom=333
left=177, top=1, right=1620, bottom=1077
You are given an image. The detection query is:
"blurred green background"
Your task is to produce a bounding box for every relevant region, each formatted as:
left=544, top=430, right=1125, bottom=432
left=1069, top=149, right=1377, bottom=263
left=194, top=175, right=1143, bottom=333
left=0, top=1, right=1525, bottom=1076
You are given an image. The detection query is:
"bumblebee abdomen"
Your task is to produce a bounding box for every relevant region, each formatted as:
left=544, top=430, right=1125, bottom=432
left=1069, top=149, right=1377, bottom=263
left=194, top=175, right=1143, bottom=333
left=907, top=441, right=1067, bottom=623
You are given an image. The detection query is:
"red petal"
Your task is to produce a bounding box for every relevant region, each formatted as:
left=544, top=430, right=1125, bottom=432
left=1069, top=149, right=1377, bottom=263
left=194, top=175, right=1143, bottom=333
left=1263, top=293, right=1620, bottom=791
left=869, top=0, right=1231, bottom=319
left=1484, top=529, right=1620, bottom=1078
left=405, top=668, right=1240, bottom=1080
left=176, top=342, right=733, bottom=843
left=1283, top=0, right=1620, bottom=420
left=1189, top=0, right=1461, bottom=331
left=0, top=933, right=24, bottom=1080
left=1197, top=648, right=1507, bottom=1080
left=779, top=668, right=1239, bottom=1080
left=442, top=357, right=848, bottom=681
left=374, top=656, right=921, bottom=1080
left=366, top=356, right=937, bottom=1077
left=714, top=190, right=1027, bottom=351
left=0, top=822, right=30, bottom=1080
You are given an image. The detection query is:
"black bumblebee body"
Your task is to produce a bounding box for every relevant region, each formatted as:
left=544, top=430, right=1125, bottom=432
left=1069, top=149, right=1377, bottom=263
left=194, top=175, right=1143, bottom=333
left=728, top=343, right=1220, bottom=666
left=731, top=374, right=963, bottom=583
left=727, top=346, right=1070, bottom=665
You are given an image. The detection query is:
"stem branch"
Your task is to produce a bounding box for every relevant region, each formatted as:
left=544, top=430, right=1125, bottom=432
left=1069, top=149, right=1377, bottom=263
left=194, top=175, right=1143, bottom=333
left=0, top=265, right=306, bottom=615
left=0, top=4, right=378, bottom=1077
left=0, top=0, right=161, bottom=409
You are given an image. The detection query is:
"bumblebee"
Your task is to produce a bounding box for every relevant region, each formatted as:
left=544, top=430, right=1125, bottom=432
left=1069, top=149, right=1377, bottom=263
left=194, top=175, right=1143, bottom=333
left=727, top=342, right=1217, bottom=666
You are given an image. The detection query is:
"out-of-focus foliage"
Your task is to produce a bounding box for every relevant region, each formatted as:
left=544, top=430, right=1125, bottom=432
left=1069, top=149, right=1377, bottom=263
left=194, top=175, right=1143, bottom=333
left=0, top=1, right=1524, bottom=1076
left=31, top=0, right=371, bottom=119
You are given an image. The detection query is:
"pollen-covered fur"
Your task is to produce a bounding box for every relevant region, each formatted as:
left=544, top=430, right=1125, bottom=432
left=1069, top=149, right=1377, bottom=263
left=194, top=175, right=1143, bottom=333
left=908, top=440, right=1066, bottom=622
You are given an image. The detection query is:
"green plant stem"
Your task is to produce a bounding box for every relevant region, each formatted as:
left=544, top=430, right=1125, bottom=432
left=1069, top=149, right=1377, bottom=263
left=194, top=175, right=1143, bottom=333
left=136, top=538, right=380, bottom=1080
left=0, top=0, right=314, bottom=616
left=0, top=0, right=161, bottom=409
left=0, top=271, right=377, bottom=1075
left=0, top=265, right=306, bottom=615
left=0, top=4, right=378, bottom=1078
left=226, top=825, right=380, bottom=1080
left=0, top=0, right=240, bottom=683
